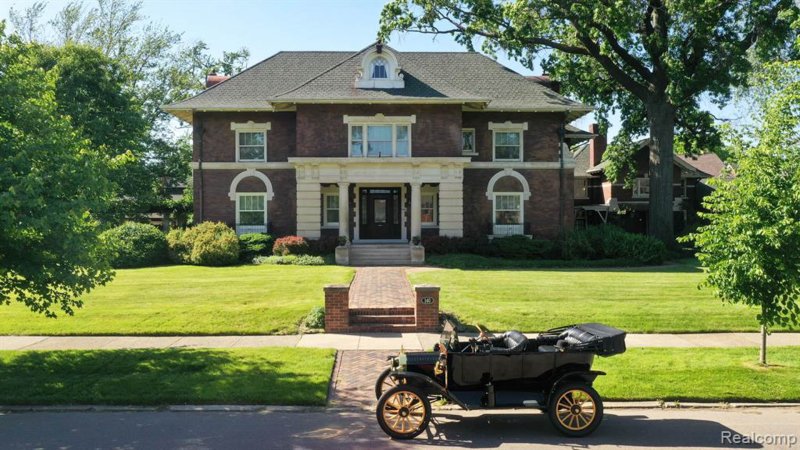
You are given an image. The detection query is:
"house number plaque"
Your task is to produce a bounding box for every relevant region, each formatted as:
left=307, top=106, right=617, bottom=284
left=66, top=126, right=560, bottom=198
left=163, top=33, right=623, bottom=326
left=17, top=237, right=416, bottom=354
left=420, top=297, right=435, bottom=304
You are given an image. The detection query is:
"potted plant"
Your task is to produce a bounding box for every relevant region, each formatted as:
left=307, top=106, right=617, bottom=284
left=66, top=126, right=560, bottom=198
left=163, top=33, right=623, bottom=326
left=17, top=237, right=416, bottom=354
left=335, top=235, right=350, bottom=265
left=410, top=235, right=425, bottom=264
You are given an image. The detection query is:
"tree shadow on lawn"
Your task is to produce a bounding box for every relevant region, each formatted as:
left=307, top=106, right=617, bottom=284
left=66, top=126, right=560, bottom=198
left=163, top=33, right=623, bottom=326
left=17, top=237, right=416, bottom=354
left=0, top=348, right=331, bottom=406
left=406, top=412, right=761, bottom=448
left=426, top=256, right=704, bottom=274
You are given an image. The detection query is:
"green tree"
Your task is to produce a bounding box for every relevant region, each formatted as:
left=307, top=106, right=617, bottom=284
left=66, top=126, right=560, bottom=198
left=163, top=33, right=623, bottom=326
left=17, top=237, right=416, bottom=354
left=0, top=26, right=115, bottom=316
left=684, top=60, right=800, bottom=365
left=379, top=0, right=798, bottom=243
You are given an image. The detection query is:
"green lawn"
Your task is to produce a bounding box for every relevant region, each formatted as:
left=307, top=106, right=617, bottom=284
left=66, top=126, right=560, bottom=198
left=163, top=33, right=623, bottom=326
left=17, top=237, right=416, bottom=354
left=594, top=347, right=800, bottom=402
left=0, top=265, right=354, bottom=335
left=0, top=347, right=335, bottom=405
left=410, top=259, right=777, bottom=333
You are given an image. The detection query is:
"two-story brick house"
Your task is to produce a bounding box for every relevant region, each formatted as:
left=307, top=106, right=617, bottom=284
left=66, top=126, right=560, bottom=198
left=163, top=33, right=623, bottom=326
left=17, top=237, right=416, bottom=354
left=163, top=43, right=591, bottom=260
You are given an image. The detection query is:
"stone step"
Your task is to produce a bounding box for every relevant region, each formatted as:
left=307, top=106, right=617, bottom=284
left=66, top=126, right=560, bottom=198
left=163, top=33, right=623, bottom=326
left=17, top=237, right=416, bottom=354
left=346, top=324, right=419, bottom=333
left=350, top=307, right=415, bottom=316
left=349, top=314, right=416, bottom=325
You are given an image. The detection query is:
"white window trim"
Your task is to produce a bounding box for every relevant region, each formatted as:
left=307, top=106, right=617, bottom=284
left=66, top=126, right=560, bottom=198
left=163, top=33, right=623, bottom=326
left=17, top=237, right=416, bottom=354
left=322, top=192, right=340, bottom=228
left=489, top=121, right=527, bottom=162
left=493, top=192, right=524, bottom=225
left=633, top=177, right=650, bottom=198
left=355, top=48, right=405, bottom=89
left=575, top=177, right=589, bottom=199
left=344, top=115, right=416, bottom=158
left=235, top=192, right=268, bottom=227
left=421, top=187, right=438, bottom=227
left=231, top=121, right=271, bottom=163
left=461, top=128, right=477, bottom=155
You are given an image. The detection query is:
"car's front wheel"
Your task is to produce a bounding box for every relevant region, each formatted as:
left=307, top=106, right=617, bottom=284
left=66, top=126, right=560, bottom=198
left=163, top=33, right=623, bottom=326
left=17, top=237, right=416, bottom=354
left=376, top=385, right=431, bottom=440
left=547, top=383, right=604, bottom=437
left=375, top=367, right=405, bottom=399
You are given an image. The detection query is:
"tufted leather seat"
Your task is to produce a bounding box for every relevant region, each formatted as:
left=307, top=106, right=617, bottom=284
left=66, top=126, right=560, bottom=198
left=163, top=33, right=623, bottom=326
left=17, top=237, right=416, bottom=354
left=490, top=331, right=529, bottom=353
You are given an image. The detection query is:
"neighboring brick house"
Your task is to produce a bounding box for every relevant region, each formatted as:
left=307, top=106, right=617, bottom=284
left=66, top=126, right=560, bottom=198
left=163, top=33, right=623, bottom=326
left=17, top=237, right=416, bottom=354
left=163, top=43, right=591, bottom=258
left=571, top=126, right=724, bottom=234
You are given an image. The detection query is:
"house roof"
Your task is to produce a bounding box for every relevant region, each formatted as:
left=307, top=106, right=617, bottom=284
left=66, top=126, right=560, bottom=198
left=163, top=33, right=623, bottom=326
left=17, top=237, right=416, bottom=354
left=571, top=142, right=592, bottom=177
left=676, top=153, right=725, bottom=178
left=163, top=44, right=592, bottom=122
left=585, top=138, right=716, bottom=178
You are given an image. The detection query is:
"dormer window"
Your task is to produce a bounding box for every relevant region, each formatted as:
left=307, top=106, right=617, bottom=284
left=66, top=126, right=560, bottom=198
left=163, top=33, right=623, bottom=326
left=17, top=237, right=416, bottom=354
left=355, top=46, right=405, bottom=89
left=371, top=57, right=388, bottom=79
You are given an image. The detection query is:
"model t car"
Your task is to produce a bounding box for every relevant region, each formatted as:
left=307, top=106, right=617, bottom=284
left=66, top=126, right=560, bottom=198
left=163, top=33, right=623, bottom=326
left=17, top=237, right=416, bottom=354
left=374, top=321, right=626, bottom=439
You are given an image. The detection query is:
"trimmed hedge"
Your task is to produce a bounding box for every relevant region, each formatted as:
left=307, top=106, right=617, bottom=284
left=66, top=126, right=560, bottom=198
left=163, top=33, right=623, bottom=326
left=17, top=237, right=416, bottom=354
left=167, top=222, right=239, bottom=266
left=101, top=222, right=167, bottom=268
left=562, top=225, right=666, bottom=264
left=239, top=233, right=273, bottom=262
left=253, top=255, right=326, bottom=266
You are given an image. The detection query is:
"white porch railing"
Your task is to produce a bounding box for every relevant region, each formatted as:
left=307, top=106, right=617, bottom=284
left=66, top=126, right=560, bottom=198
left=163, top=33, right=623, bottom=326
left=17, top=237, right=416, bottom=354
left=492, top=223, right=524, bottom=236
left=236, top=224, right=268, bottom=235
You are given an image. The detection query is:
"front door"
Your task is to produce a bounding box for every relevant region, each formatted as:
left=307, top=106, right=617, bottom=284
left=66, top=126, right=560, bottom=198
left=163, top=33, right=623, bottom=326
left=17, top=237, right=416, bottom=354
left=360, top=188, right=402, bottom=240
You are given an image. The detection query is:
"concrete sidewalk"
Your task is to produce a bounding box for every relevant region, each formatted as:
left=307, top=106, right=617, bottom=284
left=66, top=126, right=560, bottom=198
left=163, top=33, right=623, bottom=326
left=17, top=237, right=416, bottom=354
left=1, top=332, right=798, bottom=351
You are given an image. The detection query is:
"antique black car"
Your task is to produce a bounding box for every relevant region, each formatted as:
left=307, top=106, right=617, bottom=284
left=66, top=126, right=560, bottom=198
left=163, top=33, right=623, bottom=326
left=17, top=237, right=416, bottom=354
left=374, top=321, right=626, bottom=439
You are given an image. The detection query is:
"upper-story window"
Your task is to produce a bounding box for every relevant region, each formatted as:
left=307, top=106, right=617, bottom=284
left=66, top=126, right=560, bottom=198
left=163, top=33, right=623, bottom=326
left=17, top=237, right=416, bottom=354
left=633, top=177, right=650, bottom=198
left=371, top=57, right=388, bottom=79
left=344, top=114, right=415, bottom=158
left=231, top=121, right=271, bottom=162
left=489, top=121, right=528, bottom=162
left=462, top=128, right=476, bottom=155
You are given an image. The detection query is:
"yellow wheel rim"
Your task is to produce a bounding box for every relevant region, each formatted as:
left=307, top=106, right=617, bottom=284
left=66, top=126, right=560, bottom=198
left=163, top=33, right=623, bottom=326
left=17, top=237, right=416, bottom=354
left=382, top=390, right=426, bottom=434
left=555, top=389, right=596, bottom=431
left=380, top=374, right=404, bottom=396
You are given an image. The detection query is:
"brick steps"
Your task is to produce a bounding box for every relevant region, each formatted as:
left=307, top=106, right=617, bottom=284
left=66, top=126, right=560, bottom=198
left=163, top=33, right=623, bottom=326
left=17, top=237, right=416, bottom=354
left=347, top=305, right=416, bottom=331
left=350, top=307, right=415, bottom=316
left=346, top=324, right=419, bottom=333
left=350, top=314, right=415, bottom=325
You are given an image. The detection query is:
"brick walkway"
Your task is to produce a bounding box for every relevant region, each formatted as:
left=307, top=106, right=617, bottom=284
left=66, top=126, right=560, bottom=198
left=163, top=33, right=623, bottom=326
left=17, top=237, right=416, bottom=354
left=348, top=267, right=414, bottom=309
left=329, top=350, right=391, bottom=409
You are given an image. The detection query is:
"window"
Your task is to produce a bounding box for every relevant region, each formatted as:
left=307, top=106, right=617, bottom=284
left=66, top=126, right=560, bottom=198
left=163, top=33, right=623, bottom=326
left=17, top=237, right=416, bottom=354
left=231, top=122, right=270, bottom=162
left=324, top=193, right=340, bottom=226
left=575, top=178, right=589, bottom=199
left=462, top=129, right=476, bottom=154
left=493, top=193, right=523, bottom=236
left=633, top=177, right=650, bottom=198
left=371, top=57, right=388, bottom=78
left=421, top=191, right=437, bottom=226
left=236, top=193, right=267, bottom=235
left=346, top=117, right=414, bottom=158
left=494, top=131, right=522, bottom=161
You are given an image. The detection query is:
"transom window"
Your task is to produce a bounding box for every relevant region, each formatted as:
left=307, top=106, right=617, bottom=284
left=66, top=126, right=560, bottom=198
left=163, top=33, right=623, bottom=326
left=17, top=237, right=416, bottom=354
left=462, top=128, right=476, bottom=154
left=633, top=177, right=650, bottom=198
left=231, top=122, right=270, bottom=162
left=371, top=57, right=388, bottom=79
left=348, top=124, right=412, bottom=157
left=324, top=193, right=340, bottom=226
left=421, top=190, right=438, bottom=226
left=236, top=193, right=267, bottom=235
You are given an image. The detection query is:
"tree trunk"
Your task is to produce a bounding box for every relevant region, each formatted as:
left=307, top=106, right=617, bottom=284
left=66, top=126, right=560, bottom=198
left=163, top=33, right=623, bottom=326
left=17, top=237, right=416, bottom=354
left=646, top=100, right=676, bottom=245
left=760, top=324, right=767, bottom=366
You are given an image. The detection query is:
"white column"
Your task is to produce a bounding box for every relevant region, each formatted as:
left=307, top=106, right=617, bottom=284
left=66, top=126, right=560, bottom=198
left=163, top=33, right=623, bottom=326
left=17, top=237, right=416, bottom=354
left=338, top=182, right=349, bottom=240
left=411, top=182, right=422, bottom=240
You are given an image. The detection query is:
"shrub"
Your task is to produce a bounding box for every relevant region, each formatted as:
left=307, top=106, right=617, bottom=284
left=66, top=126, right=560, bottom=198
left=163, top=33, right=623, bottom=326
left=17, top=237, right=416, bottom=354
left=166, top=229, right=191, bottom=264
left=300, top=306, right=325, bottom=331
left=239, top=233, right=273, bottom=262
left=188, top=222, right=239, bottom=266
left=100, top=222, right=167, bottom=268
left=562, top=225, right=666, bottom=264
left=273, top=235, right=309, bottom=256
left=254, top=254, right=326, bottom=265
left=492, top=235, right=553, bottom=259
left=307, top=235, right=338, bottom=255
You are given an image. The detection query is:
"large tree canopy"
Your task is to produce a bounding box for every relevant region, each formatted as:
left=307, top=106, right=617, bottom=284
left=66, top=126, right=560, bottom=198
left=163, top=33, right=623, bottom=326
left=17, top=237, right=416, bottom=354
left=379, top=0, right=798, bottom=243
left=0, top=26, right=115, bottom=316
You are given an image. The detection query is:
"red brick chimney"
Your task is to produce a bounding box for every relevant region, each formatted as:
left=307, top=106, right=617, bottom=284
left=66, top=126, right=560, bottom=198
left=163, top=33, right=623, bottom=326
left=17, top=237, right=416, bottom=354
left=588, top=123, right=606, bottom=168
left=205, top=73, right=229, bottom=88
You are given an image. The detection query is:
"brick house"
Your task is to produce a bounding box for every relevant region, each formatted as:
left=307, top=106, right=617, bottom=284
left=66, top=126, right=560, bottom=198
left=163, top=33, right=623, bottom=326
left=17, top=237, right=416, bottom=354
left=163, top=43, right=592, bottom=262
left=571, top=125, right=725, bottom=234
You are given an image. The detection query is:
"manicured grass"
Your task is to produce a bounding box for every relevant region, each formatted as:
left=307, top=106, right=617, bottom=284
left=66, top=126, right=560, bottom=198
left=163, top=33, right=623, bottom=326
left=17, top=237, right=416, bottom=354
left=0, top=265, right=354, bottom=335
left=409, top=259, right=784, bottom=333
left=594, top=347, right=800, bottom=402
left=0, top=347, right=335, bottom=405
left=427, top=253, right=648, bottom=269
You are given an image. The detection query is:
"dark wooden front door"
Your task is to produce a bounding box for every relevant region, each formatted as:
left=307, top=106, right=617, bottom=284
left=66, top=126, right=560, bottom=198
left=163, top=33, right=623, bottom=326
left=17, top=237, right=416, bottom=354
left=360, top=187, right=401, bottom=239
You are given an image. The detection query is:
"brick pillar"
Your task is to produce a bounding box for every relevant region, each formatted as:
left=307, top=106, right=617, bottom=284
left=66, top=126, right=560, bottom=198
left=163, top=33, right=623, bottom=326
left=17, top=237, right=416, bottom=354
left=324, top=284, right=350, bottom=333
left=414, top=285, right=440, bottom=332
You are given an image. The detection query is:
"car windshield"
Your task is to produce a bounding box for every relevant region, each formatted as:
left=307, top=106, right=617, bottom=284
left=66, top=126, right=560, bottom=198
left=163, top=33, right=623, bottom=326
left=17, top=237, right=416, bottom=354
left=440, top=319, right=458, bottom=350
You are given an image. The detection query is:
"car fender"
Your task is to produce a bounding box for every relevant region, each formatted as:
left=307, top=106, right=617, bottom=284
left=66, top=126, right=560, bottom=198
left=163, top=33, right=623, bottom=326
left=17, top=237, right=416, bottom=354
left=547, top=370, right=606, bottom=402
left=391, top=371, right=469, bottom=410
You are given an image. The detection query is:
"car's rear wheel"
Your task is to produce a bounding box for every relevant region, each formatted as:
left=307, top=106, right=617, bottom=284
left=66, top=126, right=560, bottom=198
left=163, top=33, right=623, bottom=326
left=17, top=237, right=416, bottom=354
left=376, top=385, right=431, bottom=440
left=548, top=383, right=604, bottom=437
left=375, top=367, right=405, bottom=399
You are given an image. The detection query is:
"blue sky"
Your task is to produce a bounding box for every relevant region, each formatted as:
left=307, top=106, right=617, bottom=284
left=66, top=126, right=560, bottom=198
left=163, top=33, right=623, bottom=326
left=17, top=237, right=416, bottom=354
left=3, top=0, right=743, bottom=139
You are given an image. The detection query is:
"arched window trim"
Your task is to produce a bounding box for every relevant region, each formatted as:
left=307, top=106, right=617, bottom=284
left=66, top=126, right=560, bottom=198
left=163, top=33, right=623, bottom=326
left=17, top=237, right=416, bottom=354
left=485, top=168, right=531, bottom=200
left=228, top=169, right=275, bottom=201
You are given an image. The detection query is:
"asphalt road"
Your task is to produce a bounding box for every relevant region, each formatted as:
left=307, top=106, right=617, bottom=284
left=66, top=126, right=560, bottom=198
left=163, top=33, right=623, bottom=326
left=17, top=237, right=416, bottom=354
left=1, top=407, right=798, bottom=450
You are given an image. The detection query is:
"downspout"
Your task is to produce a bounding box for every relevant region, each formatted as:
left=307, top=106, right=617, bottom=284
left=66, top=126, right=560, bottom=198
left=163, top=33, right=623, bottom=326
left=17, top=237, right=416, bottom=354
left=557, top=117, right=566, bottom=236
left=196, top=112, right=205, bottom=223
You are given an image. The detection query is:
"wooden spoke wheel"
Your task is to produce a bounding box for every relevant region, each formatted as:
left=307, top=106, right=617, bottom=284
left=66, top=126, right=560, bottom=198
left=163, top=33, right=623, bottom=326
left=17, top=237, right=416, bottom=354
left=376, top=385, right=431, bottom=440
left=548, top=383, right=604, bottom=437
left=375, top=368, right=406, bottom=399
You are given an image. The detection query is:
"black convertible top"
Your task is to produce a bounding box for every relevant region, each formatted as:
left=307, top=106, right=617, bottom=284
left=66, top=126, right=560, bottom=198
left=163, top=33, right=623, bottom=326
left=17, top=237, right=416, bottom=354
left=545, top=323, right=627, bottom=356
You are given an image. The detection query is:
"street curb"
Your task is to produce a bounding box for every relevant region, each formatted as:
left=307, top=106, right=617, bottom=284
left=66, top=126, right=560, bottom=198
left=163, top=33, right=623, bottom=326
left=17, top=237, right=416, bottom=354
left=2, top=402, right=798, bottom=414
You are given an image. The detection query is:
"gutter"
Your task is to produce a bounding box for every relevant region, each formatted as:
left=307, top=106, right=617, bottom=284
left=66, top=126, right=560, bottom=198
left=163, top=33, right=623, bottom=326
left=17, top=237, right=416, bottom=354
left=558, top=119, right=566, bottom=236
left=196, top=114, right=204, bottom=223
